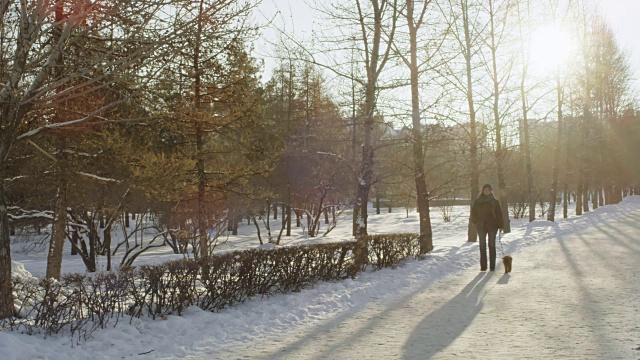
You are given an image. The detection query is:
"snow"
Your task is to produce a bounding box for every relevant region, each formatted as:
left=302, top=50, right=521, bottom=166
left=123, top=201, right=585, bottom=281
left=76, top=172, right=121, bottom=183
left=258, top=243, right=278, bottom=250
left=1, top=196, right=639, bottom=359
left=10, top=261, right=33, bottom=279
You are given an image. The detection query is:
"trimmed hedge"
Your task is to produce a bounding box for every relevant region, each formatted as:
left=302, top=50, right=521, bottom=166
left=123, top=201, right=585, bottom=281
left=365, top=233, right=421, bottom=270
left=5, top=233, right=421, bottom=338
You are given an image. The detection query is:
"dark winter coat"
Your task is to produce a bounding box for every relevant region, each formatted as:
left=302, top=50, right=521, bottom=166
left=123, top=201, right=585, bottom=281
left=471, top=194, right=504, bottom=229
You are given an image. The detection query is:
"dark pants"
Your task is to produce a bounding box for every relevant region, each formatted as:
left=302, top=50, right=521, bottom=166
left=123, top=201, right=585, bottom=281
left=477, top=224, right=498, bottom=270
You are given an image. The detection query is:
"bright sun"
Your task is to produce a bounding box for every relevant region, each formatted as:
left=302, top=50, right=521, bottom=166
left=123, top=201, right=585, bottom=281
left=529, top=24, right=574, bottom=75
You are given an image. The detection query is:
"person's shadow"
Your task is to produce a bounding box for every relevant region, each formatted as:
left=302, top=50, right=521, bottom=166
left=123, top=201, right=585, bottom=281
left=403, top=272, right=493, bottom=359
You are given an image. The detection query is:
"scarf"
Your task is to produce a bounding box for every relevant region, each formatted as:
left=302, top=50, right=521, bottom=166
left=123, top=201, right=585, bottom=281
left=476, top=193, right=495, bottom=204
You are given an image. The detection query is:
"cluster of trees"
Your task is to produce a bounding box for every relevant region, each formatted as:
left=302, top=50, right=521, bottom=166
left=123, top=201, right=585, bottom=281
left=1, top=0, right=638, bottom=320
left=0, top=0, right=278, bottom=319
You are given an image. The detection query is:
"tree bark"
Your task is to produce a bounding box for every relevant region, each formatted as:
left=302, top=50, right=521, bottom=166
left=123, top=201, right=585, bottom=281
left=579, top=13, right=591, bottom=216
left=548, top=69, right=564, bottom=221
left=576, top=182, right=583, bottom=216
left=522, top=117, right=535, bottom=222
left=562, top=183, right=568, bottom=219
left=0, top=184, right=14, bottom=319
left=489, top=0, right=510, bottom=232
left=582, top=184, right=589, bottom=213
left=461, top=0, right=479, bottom=242
left=405, top=0, right=433, bottom=253
left=195, top=0, right=207, bottom=259
left=104, top=223, right=112, bottom=271
left=45, top=0, right=68, bottom=280
left=71, top=229, right=78, bottom=255
left=45, top=185, right=67, bottom=280
left=352, top=0, right=397, bottom=237
left=286, top=204, right=292, bottom=236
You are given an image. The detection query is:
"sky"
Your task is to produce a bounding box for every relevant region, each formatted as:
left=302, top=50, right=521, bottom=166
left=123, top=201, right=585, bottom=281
left=595, top=0, right=640, bottom=92
left=255, top=0, right=640, bottom=93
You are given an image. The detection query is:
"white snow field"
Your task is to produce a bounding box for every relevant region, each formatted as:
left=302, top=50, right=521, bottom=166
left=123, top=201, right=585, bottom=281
left=2, top=197, right=640, bottom=359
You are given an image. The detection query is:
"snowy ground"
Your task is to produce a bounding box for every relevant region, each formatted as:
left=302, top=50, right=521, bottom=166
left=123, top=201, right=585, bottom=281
left=2, top=198, right=638, bottom=359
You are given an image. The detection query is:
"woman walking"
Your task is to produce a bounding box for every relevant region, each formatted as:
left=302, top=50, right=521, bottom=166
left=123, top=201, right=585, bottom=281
left=471, top=184, right=504, bottom=271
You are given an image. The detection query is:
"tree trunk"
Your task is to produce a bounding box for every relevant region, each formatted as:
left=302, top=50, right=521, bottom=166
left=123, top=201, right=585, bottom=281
left=582, top=184, right=589, bottom=213
left=598, top=187, right=604, bottom=206
left=461, top=0, right=479, bottom=242
left=579, top=17, right=591, bottom=217
left=352, top=0, right=395, bottom=237
left=227, top=209, right=234, bottom=231
left=232, top=215, right=238, bottom=235
left=286, top=204, right=292, bottom=236
left=562, top=185, right=568, bottom=219
left=521, top=116, right=535, bottom=222
left=576, top=182, right=583, bottom=216
left=104, top=223, right=112, bottom=271
left=196, top=123, right=207, bottom=258
left=405, top=0, right=433, bottom=253
left=45, top=0, right=68, bottom=280
left=0, top=184, right=14, bottom=319
left=548, top=70, right=564, bottom=221
left=71, top=229, right=78, bottom=255
left=45, top=185, right=67, bottom=280
left=489, top=0, right=510, bottom=232
left=194, top=0, right=207, bottom=259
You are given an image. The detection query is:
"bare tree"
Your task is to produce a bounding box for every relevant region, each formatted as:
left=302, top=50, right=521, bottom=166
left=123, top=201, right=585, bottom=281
left=0, top=0, right=258, bottom=318
left=392, top=0, right=437, bottom=252
left=484, top=0, right=514, bottom=231
left=545, top=0, right=570, bottom=222
left=0, top=0, right=175, bottom=319
left=574, top=0, right=595, bottom=216
left=311, top=0, right=399, bottom=236
left=513, top=0, right=537, bottom=222
left=437, top=0, right=484, bottom=242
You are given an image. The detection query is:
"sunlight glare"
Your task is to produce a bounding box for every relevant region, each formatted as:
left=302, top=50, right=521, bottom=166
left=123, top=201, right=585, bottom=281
left=529, top=24, right=573, bottom=75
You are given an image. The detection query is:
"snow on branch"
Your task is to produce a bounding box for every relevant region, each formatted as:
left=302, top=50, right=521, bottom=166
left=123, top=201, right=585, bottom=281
left=316, top=151, right=347, bottom=162
left=77, top=172, right=121, bottom=183
left=7, top=207, right=53, bottom=221
left=15, top=99, right=125, bottom=141
left=4, top=176, right=27, bottom=182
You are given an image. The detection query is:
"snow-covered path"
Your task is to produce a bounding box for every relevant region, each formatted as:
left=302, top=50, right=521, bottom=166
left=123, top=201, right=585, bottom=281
left=197, top=205, right=640, bottom=359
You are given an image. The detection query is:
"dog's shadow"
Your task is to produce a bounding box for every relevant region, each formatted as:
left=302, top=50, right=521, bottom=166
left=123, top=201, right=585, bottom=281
left=497, top=273, right=510, bottom=284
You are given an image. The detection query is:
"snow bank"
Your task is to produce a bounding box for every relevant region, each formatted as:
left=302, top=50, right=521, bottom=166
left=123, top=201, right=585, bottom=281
left=10, top=261, right=33, bottom=279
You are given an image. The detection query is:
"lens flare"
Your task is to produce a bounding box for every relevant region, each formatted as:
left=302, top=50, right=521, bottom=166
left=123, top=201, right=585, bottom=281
left=529, top=24, right=574, bottom=75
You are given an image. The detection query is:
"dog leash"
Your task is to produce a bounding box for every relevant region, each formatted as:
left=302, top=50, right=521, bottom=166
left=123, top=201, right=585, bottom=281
left=498, top=230, right=505, bottom=257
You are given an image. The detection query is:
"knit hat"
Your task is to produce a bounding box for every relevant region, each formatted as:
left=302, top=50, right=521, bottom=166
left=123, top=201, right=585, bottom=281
left=482, top=183, right=492, bottom=191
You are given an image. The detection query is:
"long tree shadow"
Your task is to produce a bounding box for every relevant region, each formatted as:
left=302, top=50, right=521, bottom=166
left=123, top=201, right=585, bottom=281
left=555, top=232, right=616, bottom=356
left=248, top=260, right=453, bottom=360
left=403, top=272, right=493, bottom=359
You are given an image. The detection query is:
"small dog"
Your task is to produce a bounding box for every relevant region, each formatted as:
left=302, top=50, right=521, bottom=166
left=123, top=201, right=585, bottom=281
left=502, top=255, right=513, bottom=273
